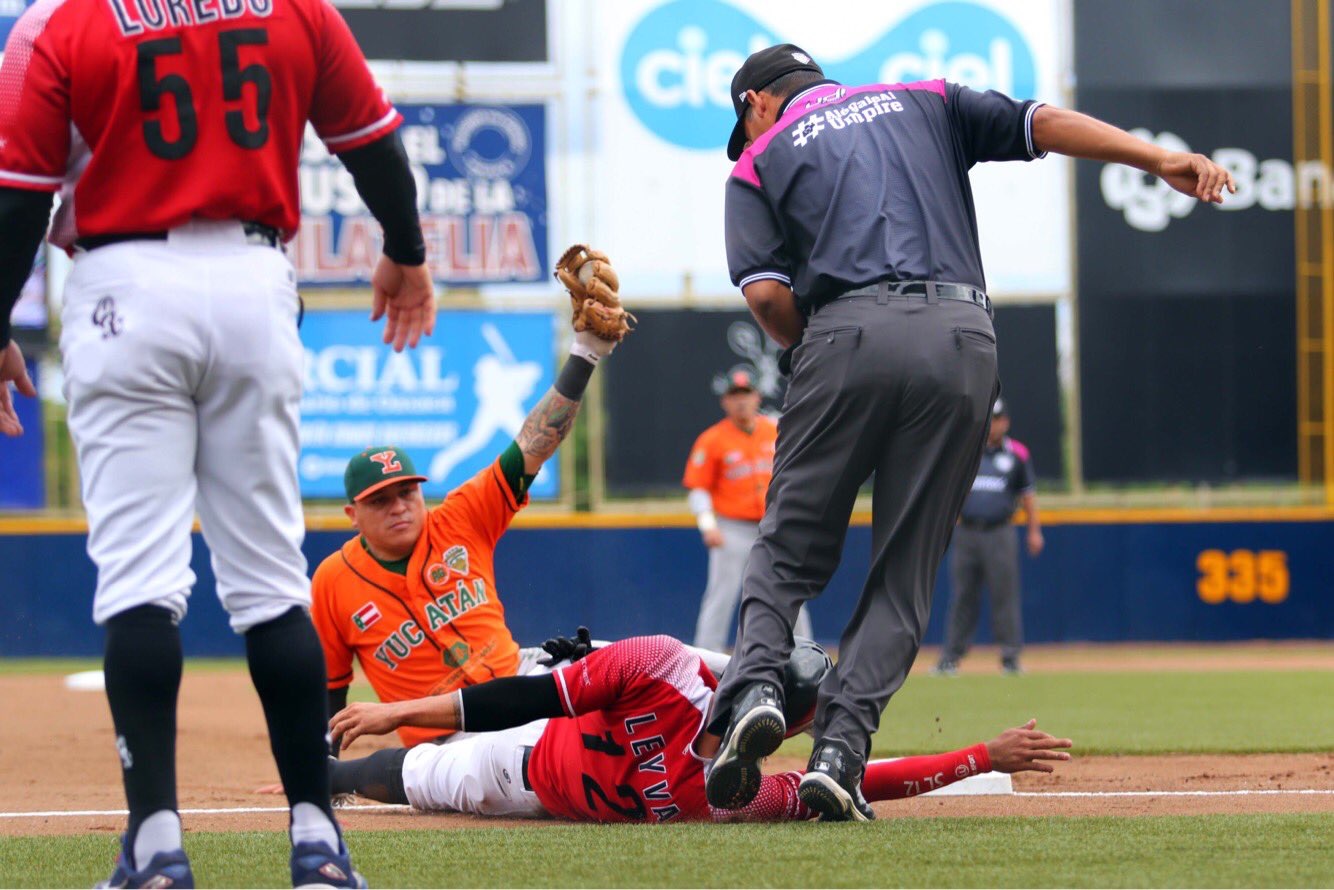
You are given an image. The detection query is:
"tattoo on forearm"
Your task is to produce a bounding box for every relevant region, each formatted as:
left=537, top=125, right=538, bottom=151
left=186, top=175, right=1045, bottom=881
left=518, top=388, right=581, bottom=466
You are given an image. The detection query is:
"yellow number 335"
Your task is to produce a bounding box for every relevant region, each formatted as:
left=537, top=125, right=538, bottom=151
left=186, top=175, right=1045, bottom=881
left=1196, top=549, right=1289, bottom=604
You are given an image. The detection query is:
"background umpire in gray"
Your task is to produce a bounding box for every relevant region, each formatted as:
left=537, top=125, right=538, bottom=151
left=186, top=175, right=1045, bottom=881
left=936, top=397, right=1042, bottom=676
left=703, top=43, right=1235, bottom=821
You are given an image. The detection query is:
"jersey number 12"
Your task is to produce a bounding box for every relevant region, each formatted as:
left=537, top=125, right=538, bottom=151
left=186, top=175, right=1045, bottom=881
left=137, top=27, right=272, bottom=160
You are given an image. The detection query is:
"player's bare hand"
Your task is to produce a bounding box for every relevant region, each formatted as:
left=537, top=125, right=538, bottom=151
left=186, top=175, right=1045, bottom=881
left=1156, top=151, right=1236, bottom=204
left=1026, top=528, right=1045, bottom=557
left=985, top=718, right=1072, bottom=774
left=702, top=528, right=725, bottom=549
left=0, top=341, right=37, bottom=438
left=371, top=256, right=436, bottom=352
left=330, top=701, right=403, bottom=749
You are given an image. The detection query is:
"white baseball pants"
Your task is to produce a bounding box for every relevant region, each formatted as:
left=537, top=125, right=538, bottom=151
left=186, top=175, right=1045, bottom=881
left=693, top=517, right=813, bottom=651
left=401, top=719, right=548, bottom=817
left=60, top=220, right=309, bottom=633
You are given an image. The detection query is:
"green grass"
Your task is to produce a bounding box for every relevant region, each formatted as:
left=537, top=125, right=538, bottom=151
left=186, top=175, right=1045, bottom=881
left=3, top=816, right=1329, bottom=888
left=815, top=670, right=1334, bottom=758
left=5, top=659, right=1329, bottom=753
left=0, top=658, right=243, bottom=675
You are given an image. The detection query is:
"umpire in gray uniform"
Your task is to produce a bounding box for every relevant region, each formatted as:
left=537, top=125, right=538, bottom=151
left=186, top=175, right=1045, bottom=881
left=702, top=43, right=1235, bottom=822
left=936, top=397, right=1043, bottom=676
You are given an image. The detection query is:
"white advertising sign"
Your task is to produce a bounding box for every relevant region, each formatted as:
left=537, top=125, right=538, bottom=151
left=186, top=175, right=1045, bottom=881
left=591, top=0, right=1070, bottom=298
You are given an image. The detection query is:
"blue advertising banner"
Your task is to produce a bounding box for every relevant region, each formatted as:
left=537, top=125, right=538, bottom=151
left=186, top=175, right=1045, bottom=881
left=298, top=310, right=557, bottom=500
left=0, top=1, right=33, bottom=46
left=294, top=103, right=548, bottom=288
left=0, top=357, right=43, bottom=509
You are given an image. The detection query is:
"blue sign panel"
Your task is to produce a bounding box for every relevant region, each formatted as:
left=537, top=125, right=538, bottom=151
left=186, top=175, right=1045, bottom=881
left=294, top=103, right=548, bottom=288
left=0, top=1, right=34, bottom=47
left=298, top=310, right=557, bottom=500
left=0, top=357, right=43, bottom=509
left=620, top=0, right=1036, bottom=152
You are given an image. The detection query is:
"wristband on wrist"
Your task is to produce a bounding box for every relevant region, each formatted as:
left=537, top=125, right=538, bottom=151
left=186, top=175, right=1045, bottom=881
left=554, top=353, right=596, bottom=400
left=569, top=336, right=602, bottom=365
left=697, top=511, right=718, bottom=534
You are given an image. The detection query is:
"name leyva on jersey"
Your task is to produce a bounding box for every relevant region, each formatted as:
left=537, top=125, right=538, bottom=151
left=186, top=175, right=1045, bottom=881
left=107, top=0, right=274, bottom=37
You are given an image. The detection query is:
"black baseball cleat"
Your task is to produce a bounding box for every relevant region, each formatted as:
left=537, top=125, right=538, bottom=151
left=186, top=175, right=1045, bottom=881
left=799, top=739, right=876, bottom=822
left=704, top=681, right=786, bottom=809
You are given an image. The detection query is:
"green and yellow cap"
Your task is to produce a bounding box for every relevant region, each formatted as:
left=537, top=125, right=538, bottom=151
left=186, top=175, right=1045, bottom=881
left=344, top=446, right=428, bottom=502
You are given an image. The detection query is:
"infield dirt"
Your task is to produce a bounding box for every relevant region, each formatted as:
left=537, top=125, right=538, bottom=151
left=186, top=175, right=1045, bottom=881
left=2, top=643, right=1330, bottom=837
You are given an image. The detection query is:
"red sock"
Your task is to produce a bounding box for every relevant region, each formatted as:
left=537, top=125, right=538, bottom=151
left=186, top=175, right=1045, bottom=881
left=860, top=743, right=992, bottom=801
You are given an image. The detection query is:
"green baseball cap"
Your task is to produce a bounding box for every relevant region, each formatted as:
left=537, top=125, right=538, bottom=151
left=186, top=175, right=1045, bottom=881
left=344, top=446, right=429, bottom=502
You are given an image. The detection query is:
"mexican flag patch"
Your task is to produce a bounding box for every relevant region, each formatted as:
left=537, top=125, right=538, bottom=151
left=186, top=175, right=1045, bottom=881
left=352, top=602, right=382, bottom=632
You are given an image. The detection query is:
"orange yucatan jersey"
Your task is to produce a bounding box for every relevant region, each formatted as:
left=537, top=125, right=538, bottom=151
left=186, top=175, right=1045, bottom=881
left=681, top=416, right=777, bottom=522
left=0, top=0, right=398, bottom=243
left=311, top=458, right=525, bottom=747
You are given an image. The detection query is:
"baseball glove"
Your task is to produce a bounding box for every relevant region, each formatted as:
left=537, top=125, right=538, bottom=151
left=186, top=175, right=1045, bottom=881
left=554, top=244, right=635, bottom=342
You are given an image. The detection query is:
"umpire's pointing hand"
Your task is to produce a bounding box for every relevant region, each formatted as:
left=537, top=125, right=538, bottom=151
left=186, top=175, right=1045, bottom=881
left=0, top=341, right=37, bottom=438
left=1156, top=151, right=1237, bottom=205
left=371, top=256, right=436, bottom=352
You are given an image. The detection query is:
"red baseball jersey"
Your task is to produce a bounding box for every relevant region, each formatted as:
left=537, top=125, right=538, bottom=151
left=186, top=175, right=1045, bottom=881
left=524, top=636, right=997, bottom=823
left=0, top=0, right=399, bottom=245
left=527, top=636, right=716, bottom=823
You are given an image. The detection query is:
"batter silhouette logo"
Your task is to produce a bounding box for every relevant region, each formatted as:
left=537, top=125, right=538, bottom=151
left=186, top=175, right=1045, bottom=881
left=620, top=0, right=1036, bottom=151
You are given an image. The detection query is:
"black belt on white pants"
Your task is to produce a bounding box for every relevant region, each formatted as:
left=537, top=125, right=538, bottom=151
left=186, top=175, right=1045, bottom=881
left=74, top=221, right=282, bottom=252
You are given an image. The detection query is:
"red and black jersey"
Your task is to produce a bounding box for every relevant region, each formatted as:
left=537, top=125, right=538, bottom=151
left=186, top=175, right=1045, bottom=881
left=527, top=636, right=716, bottom=823
left=0, top=0, right=399, bottom=245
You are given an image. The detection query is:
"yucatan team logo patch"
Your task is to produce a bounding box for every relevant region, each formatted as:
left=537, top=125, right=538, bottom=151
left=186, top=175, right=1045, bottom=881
left=444, top=545, right=469, bottom=576
left=427, top=563, right=448, bottom=586
left=352, top=602, right=382, bottom=632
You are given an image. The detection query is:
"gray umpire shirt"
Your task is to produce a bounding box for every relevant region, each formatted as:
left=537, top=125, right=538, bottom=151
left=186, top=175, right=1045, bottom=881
left=960, top=436, right=1036, bottom=526
left=725, top=78, right=1045, bottom=313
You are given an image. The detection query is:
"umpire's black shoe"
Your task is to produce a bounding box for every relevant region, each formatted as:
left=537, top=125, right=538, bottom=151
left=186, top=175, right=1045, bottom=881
left=799, top=739, right=876, bottom=822
left=704, top=681, right=786, bottom=809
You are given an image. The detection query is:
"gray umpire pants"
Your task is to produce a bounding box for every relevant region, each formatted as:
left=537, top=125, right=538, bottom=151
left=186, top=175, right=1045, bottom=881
left=707, top=295, right=997, bottom=761
left=941, top=524, right=1023, bottom=663
left=694, top=517, right=813, bottom=651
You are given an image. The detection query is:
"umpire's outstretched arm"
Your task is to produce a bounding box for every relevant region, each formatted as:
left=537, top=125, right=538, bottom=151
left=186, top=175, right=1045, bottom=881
left=1031, top=105, right=1236, bottom=204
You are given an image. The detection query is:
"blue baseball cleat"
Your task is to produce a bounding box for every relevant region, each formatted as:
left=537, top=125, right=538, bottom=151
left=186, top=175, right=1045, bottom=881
left=96, top=834, right=194, bottom=888
left=291, top=839, right=368, bottom=889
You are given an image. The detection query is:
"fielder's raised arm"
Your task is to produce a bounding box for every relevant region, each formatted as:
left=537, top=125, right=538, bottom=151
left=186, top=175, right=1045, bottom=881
left=511, top=244, right=634, bottom=475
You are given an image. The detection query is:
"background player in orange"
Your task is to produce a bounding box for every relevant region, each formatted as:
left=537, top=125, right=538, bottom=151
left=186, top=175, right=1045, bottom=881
left=684, top=371, right=812, bottom=650
left=0, top=0, right=436, bottom=884
left=314, top=634, right=1072, bottom=822
left=312, top=280, right=624, bottom=749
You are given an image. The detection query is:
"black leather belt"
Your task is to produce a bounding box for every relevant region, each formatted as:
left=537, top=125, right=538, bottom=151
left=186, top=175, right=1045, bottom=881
left=520, top=745, right=533, bottom=791
left=816, top=280, right=991, bottom=316
left=75, top=221, right=281, bottom=252
left=960, top=517, right=1011, bottom=531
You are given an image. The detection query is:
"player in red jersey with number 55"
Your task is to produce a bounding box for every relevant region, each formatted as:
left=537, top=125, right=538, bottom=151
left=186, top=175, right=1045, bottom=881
left=0, top=0, right=436, bottom=885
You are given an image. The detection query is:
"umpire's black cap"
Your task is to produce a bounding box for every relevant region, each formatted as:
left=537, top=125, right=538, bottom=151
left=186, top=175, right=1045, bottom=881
left=727, top=43, right=823, bottom=161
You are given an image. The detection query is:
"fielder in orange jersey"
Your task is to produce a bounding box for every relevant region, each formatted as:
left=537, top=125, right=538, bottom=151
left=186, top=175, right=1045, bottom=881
left=309, top=247, right=715, bottom=748
left=683, top=371, right=811, bottom=649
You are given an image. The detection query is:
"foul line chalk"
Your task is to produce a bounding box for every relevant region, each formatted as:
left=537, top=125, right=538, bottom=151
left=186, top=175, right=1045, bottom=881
left=1, top=790, right=1331, bottom=819
left=0, top=804, right=411, bottom=819
left=1014, top=790, right=1334, bottom=798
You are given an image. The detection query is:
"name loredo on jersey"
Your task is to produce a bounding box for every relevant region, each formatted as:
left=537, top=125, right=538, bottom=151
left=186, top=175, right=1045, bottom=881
left=106, top=0, right=274, bottom=36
